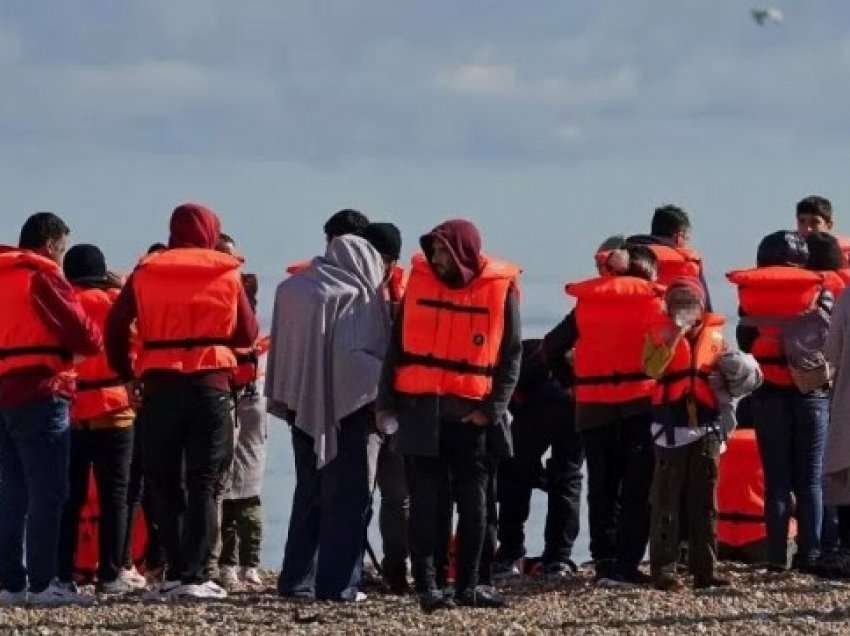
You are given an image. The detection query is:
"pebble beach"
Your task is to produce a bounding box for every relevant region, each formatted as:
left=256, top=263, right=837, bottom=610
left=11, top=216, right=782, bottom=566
left=4, top=563, right=850, bottom=635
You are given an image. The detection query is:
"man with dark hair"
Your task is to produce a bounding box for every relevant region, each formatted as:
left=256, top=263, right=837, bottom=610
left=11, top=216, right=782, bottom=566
left=797, top=196, right=834, bottom=236
left=0, top=212, right=102, bottom=606
left=544, top=244, right=664, bottom=586
left=286, top=209, right=371, bottom=276
left=629, top=205, right=712, bottom=309
left=324, top=209, right=370, bottom=242
left=378, top=219, right=522, bottom=611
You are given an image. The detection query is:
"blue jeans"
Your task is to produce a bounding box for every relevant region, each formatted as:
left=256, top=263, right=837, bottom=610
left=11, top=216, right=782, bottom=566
left=753, top=390, right=828, bottom=565
left=278, top=406, right=371, bottom=600
left=0, top=397, right=71, bottom=593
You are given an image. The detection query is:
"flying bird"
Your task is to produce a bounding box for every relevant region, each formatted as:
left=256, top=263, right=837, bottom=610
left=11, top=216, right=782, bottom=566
left=751, top=7, right=784, bottom=26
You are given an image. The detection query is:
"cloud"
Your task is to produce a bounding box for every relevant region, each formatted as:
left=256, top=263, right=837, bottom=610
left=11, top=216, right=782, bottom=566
left=438, top=63, right=517, bottom=94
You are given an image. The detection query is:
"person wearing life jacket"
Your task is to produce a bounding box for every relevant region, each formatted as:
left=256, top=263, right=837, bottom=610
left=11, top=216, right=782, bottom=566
left=209, top=232, right=268, bottom=591
left=627, top=204, right=713, bottom=310
left=796, top=194, right=850, bottom=266
left=593, top=235, right=628, bottom=276
left=377, top=219, right=521, bottom=612
left=54, top=245, right=146, bottom=596
left=0, top=213, right=102, bottom=607
left=105, top=203, right=258, bottom=601
left=285, top=208, right=370, bottom=276
left=728, top=230, right=830, bottom=573
left=544, top=244, right=664, bottom=585
left=643, top=278, right=757, bottom=591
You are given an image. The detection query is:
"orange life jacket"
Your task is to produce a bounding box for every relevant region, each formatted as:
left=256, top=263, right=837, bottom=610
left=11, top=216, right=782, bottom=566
left=822, top=269, right=850, bottom=298
left=285, top=259, right=311, bottom=276
left=652, top=314, right=726, bottom=410
left=232, top=335, right=271, bottom=389
left=566, top=276, right=666, bottom=404
left=394, top=253, right=520, bottom=400
left=727, top=267, right=824, bottom=388
left=72, top=287, right=130, bottom=422
left=717, top=428, right=797, bottom=548
left=133, top=248, right=241, bottom=375
left=647, top=244, right=703, bottom=287
left=0, top=249, right=73, bottom=377
left=387, top=264, right=408, bottom=304
left=837, top=235, right=850, bottom=266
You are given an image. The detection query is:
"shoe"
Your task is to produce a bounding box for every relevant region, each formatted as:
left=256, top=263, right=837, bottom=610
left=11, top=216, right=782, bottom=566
left=595, top=575, right=632, bottom=588
left=119, top=567, right=148, bottom=590
left=97, top=577, right=139, bottom=595
left=381, top=559, right=411, bottom=595
left=339, top=587, right=367, bottom=602
left=0, top=589, right=27, bottom=606
left=241, top=567, right=262, bottom=586
left=621, top=569, right=652, bottom=585
left=456, top=585, right=508, bottom=609
left=653, top=574, right=684, bottom=592
left=418, top=589, right=456, bottom=613
left=175, top=580, right=228, bottom=600
left=543, top=561, right=578, bottom=581
left=491, top=558, right=522, bottom=581
left=220, top=566, right=239, bottom=589
left=28, top=580, right=94, bottom=606
left=694, top=576, right=731, bottom=590
left=143, top=579, right=182, bottom=601
left=145, top=565, right=166, bottom=586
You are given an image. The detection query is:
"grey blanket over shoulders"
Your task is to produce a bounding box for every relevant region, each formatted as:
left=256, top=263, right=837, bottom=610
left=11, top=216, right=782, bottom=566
left=265, top=235, right=391, bottom=468
left=824, top=291, right=850, bottom=504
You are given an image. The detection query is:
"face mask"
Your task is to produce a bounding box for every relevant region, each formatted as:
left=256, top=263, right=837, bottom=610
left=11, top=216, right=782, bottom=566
left=672, top=305, right=701, bottom=329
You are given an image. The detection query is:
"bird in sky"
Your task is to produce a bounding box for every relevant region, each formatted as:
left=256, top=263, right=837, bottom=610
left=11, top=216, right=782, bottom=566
left=751, top=7, right=784, bottom=26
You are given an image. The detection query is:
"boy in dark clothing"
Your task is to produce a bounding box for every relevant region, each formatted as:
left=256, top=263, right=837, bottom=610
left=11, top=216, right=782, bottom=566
left=493, top=339, right=584, bottom=580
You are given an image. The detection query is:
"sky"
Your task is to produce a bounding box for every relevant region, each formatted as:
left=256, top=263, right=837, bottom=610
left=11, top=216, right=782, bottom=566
left=2, top=1, right=850, bottom=330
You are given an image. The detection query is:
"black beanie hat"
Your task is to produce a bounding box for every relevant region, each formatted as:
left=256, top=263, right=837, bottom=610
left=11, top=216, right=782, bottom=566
left=360, top=222, right=402, bottom=261
left=63, top=244, right=107, bottom=283
left=756, top=230, right=809, bottom=268
left=806, top=232, right=845, bottom=271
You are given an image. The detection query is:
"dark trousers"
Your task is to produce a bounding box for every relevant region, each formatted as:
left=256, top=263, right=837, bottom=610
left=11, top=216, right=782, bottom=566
left=221, top=496, right=263, bottom=568
left=122, top=421, right=165, bottom=570
left=139, top=385, right=234, bottom=584
left=409, top=421, right=489, bottom=594
left=58, top=426, right=134, bottom=583
left=753, top=390, right=828, bottom=565
left=497, top=399, right=584, bottom=564
left=278, top=406, right=371, bottom=600
left=0, top=397, right=71, bottom=593
left=367, top=431, right=410, bottom=572
left=650, top=435, right=720, bottom=579
left=581, top=414, right=654, bottom=575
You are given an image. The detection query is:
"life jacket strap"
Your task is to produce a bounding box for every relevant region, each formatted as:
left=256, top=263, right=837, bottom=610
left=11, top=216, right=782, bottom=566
left=717, top=512, right=764, bottom=524
left=573, top=371, right=649, bottom=386
left=143, top=337, right=233, bottom=351
left=398, top=352, right=495, bottom=377
left=416, top=298, right=490, bottom=316
left=0, top=345, right=71, bottom=361
left=77, top=377, right=125, bottom=391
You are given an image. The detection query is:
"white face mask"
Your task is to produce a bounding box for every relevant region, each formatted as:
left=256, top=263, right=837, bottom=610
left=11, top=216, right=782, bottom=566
left=672, top=305, right=702, bottom=329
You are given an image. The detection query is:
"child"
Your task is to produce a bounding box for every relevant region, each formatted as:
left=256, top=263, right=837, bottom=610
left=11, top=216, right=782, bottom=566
left=643, top=278, right=760, bottom=591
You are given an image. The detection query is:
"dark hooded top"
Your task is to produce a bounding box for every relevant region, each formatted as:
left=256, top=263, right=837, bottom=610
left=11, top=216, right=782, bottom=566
left=377, top=219, right=522, bottom=459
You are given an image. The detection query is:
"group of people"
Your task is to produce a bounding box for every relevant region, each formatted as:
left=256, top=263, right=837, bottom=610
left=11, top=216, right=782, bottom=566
left=0, top=204, right=268, bottom=605
left=2, top=196, right=850, bottom=613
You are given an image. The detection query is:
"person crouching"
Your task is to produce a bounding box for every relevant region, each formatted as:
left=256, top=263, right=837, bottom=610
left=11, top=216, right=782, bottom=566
left=643, top=278, right=736, bottom=591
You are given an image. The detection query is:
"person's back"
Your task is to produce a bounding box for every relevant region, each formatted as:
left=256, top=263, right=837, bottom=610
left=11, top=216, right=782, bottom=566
left=0, top=212, right=102, bottom=607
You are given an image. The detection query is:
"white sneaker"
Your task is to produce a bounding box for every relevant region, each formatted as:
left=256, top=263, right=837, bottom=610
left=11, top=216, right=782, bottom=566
left=120, top=567, right=148, bottom=589
left=98, top=577, right=138, bottom=595
left=220, top=566, right=239, bottom=589
left=240, top=567, right=262, bottom=586
left=28, top=580, right=95, bottom=606
left=340, top=587, right=367, bottom=602
left=176, top=580, right=228, bottom=600
left=0, top=589, right=27, bottom=606
left=143, top=579, right=182, bottom=601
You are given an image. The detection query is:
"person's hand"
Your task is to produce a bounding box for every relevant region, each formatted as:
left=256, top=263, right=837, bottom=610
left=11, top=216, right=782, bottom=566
left=462, top=410, right=490, bottom=427
left=376, top=410, right=399, bottom=435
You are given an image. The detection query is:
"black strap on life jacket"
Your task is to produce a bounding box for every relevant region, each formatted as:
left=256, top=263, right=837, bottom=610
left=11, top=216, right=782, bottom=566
left=656, top=368, right=712, bottom=385
left=234, top=350, right=259, bottom=366
left=572, top=371, right=649, bottom=386
left=0, top=345, right=71, bottom=361
left=754, top=355, right=787, bottom=366
left=416, top=298, right=490, bottom=315
left=718, top=512, right=764, bottom=524
left=77, top=377, right=125, bottom=391
left=143, top=337, right=232, bottom=351
left=398, top=352, right=495, bottom=378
